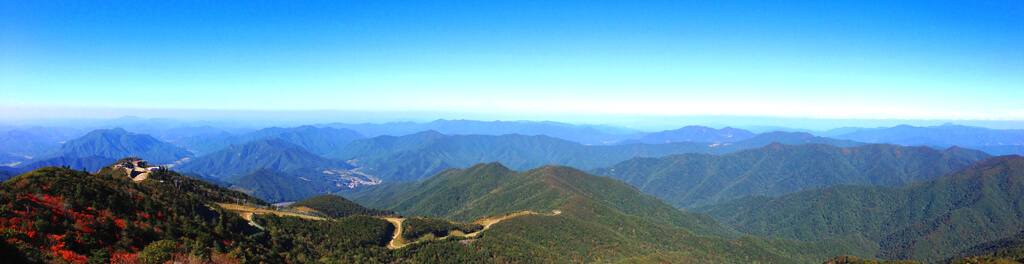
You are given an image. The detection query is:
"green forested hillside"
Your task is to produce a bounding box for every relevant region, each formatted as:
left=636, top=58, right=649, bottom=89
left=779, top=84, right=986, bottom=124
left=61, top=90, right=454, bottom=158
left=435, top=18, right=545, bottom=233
left=401, top=217, right=482, bottom=239
left=593, top=143, right=989, bottom=208
left=254, top=214, right=396, bottom=263
left=48, top=128, right=194, bottom=164
left=341, top=162, right=737, bottom=237
left=330, top=130, right=867, bottom=182
left=340, top=162, right=880, bottom=263
left=286, top=194, right=396, bottom=218
left=0, top=163, right=503, bottom=263
left=942, top=230, right=1024, bottom=263
left=699, top=155, right=1024, bottom=262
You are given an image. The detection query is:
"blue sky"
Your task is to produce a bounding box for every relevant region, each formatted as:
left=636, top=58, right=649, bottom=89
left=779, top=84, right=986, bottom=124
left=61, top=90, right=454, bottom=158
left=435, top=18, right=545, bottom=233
left=2, top=0, right=1022, bottom=122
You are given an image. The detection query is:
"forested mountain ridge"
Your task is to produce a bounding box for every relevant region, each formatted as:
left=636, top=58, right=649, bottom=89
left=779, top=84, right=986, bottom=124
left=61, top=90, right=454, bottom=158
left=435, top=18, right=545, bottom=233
left=47, top=128, right=194, bottom=164
left=593, top=143, right=989, bottom=208
left=699, top=155, right=1024, bottom=262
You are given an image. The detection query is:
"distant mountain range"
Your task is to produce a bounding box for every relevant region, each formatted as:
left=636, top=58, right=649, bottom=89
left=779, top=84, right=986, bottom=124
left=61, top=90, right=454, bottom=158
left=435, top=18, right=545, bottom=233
left=0, top=166, right=17, bottom=181
left=46, top=128, right=194, bottom=164
left=697, top=155, right=1024, bottom=262
left=0, top=152, right=29, bottom=167
left=330, top=130, right=866, bottom=182
left=0, top=126, right=85, bottom=157
left=830, top=124, right=1024, bottom=156
left=171, top=125, right=364, bottom=155
left=592, top=143, right=991, bottom=208
left=620, top=126, right=756, bottom=144
left=324, top=119, right=643, bottom=145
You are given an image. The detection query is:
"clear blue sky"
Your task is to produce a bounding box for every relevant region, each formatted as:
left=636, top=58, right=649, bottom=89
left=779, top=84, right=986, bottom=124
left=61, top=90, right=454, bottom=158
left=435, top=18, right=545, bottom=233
left=2, top=0, right=1022, bottom=121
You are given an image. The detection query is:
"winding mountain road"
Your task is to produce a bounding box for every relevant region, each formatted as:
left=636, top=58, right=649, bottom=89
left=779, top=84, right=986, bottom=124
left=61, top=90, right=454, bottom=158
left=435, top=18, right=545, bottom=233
left=384, top=218, right=406, bottom=249
left=384, top=210, right=562, bottom=249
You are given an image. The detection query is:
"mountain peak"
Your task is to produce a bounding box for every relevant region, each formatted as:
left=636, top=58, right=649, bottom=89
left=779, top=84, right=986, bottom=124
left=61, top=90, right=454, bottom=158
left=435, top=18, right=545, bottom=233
left=49, top=128, right=193, bottom=164
left=93, top=127, right=128, bottom=134
left=415, top=129, right=445, bottom=136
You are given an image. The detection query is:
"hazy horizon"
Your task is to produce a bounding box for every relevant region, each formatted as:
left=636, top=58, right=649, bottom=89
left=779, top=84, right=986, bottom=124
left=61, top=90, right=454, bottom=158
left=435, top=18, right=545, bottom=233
left=2, top=109, right=1024, bottom=132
